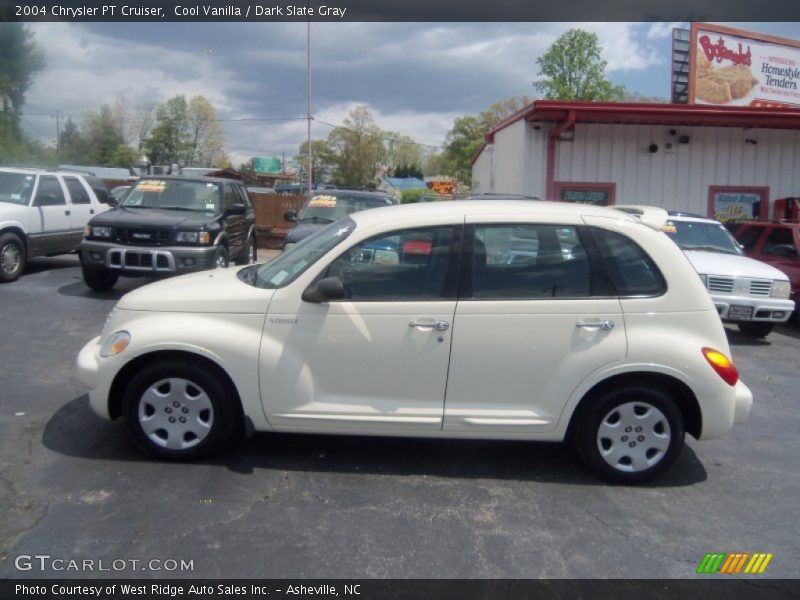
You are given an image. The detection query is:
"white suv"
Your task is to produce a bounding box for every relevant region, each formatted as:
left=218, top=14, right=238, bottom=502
left=661, top=212, right=794, bottom=338
left=0, top=167, right=110, bottom=282
left=76, top=201, right=752, bottom=483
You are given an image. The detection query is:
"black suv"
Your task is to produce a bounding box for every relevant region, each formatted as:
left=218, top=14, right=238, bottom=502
left=80, top=176, right=256, bottom=290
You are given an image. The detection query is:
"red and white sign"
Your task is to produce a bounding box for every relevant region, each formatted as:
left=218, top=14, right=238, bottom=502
left=689, top=23, right=800, bottom=108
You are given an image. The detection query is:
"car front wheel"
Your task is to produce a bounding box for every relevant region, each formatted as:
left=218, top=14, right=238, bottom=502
left=213, top=246, right=229, bottom=269
left=82, top=266, right=119, bottom=291
left=574, top=386, right=685, bottom=483
left=235, top=236, right=257, bottom=265
left=0, top=232, right=26, bottom=283
left=737, top=322, right=774, bottom=338
left=122, top=360, right=238, bottom=460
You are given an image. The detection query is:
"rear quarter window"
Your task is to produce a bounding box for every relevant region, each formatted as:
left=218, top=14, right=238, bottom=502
left=590, top=228, right=666, bottom=297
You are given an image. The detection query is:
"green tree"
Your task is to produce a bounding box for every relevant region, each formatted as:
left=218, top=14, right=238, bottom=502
left=82, top=105, right=129, bottom=165
left=534, top=29, right=624, bottom=101
left=145, top=95, right=189, bottom=166
left=381, top=131, right=422, bottom=174
left=442, top=115, right=484, bottom=183
left=296, top=139, right=336, bottom=183
left=0, top=23, right=46, bottom=161
left=327, top=106, right=383, bottom=188
left=185, top=95, right=226, bottom=166
left=107, top=143, right=138, bottom=168
left=58, top=117, right=84, bottom=163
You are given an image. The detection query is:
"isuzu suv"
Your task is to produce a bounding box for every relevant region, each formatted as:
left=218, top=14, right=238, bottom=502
left=80, top=176, right=256, bottom=290
left=76, top=201, right=752, bottom=483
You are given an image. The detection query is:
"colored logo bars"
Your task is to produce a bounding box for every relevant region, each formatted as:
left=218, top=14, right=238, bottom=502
left=697, top=553, right=773, bottom=574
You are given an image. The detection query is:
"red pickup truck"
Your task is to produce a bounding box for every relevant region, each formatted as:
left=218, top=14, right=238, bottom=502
left=726, top=221, right=800, bottom=305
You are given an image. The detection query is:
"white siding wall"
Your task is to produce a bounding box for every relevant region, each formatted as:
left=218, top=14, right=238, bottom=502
left=492, top=120, right=527, bottom=195
left=472, top=147, right=492, bottom=194
left=553, top=123, right=800, bottom=213
left=525, top=124, right=549, bottom=198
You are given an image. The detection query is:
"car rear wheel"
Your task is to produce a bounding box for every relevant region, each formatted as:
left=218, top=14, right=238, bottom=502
left=122, top=360, right=237, bottom=460
left=235, top=236, right=256, bottom=265
left=0, top=232, right=26, bottom=283
left=574, top=386, right=685, bottom=483
left=82, top=266, right=119, bottom=291
left=213, top=246, right=229, bottom=269
left=737, top=322, right=774, bottom=338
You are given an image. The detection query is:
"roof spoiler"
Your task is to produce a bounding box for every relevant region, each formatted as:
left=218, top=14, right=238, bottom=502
left=613, top=205, right=669, bottom=231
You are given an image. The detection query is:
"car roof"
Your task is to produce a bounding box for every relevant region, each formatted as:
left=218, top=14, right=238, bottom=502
left=461, top=192, right=541, bottom=201
left=135, top=174, right=241, bottom=184
left=348, top=200, right=638, bottom=228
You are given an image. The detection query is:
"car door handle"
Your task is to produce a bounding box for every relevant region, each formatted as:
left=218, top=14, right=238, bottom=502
left=576, top=320, right=615, bottom=331
left=65, top=210, right=71, bottom=216
left=409, top=320, right=449, bottom=331
left=90, top=209, right=95, bottom=214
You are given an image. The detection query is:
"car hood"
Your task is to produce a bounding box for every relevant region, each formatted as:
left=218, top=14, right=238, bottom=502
left=117, top=266, right=273, bottom=313
left=90, top=207, right=218, bottom=228
left=684, top=250, right=789, bottom=280
left=285, top=222, right=327, bottom=244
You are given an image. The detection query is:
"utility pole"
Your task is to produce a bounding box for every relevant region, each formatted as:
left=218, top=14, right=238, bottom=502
left=306, top=10, right=313, bottom=194
left=55, top=110, right=60, bottom=158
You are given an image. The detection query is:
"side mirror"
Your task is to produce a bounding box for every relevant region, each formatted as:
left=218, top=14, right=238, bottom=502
left=108, top=196, right=120, bottom=208
left=302, top=276, right=346, bottom=303
left=227, top=203, right=246, bottom=215
left=284, top=210, right=297, bottom=222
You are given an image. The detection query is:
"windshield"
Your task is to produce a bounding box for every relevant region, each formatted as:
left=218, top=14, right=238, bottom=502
left=252, top=218, right=355, bottom=288
left=297, top=193, right=394, bottom=223
left=0, top=172, right=35, bottom=205
left=664, top=220, right=743, bottom=255
left=121, top=179, right=222, bottom=211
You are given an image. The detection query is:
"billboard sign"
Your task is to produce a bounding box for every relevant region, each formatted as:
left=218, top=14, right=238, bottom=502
left=689, top=23, right=800, bottom=108
left=251, top=157, right=283, bottom=174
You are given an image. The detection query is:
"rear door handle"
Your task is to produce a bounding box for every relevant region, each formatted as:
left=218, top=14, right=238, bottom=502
left=409, top=320, right=449, bottom=331
left=576, top=320, right=615, bottom=331
left=65, top=210, right=71, bottom=216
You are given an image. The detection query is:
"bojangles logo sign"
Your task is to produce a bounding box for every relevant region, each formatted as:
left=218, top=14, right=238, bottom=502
left=699, top=35, right=752, bottom=66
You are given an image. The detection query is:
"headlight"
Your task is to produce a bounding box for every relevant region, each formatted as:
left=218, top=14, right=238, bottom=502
left=100, top=331, right=130, bottom=357
left=91, top=226, right=112, bottom=238
left=772, top=280, right=791, bottom=299
left=176, top=231, right=211, bottom=244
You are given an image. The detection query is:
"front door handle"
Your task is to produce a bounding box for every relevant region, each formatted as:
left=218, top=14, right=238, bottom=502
left=576, top=319, right=615, bottom=331
left=65, top=210, right=71, bottom=216
left=409, top=320, right=449, bottom=331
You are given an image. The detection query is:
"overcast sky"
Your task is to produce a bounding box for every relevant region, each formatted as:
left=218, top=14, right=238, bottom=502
left=20, top=21, right=800, bottom=168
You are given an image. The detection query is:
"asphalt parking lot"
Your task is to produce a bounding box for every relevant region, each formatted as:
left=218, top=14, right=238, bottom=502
left=1, top=254, right=798, bottom=580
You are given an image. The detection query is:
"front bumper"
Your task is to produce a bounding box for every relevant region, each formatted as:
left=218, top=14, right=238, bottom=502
left=710, top=294, right=794, bottom=323
left=81, top=240, right=217, bottom=275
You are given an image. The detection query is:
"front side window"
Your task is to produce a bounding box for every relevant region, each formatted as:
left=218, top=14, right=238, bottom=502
left=252, top=218, right=355, bottom=289
left=0, top=172, right=35, bottom=205
left=736, top=226, right=765, bottom=252
left=324, top=226, right=456, bottom=301
left=122, top=179, right=222, bottom=212
left=34, top=176, right=66, bottom=206
left=591, top=228, right=666, bottom=297
left=64, top=177, right=91, bottom=204
left=469, top=224, right=591, bottom=299
left=762, top=228, right=797, bottom=257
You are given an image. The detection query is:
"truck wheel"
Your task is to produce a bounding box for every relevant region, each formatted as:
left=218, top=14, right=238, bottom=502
left=737, top=322, right=774, bottom=338
left=213, top=246, right=229, bottom=269
left=122, top=360, right=238, bottom=460
left=574, top=386, right=685, bottom=484
left=82, top=266, right=119, bottom=291
left=235, top=236, right=257, bottom=265
left=0, top=232, right=26, bottom=283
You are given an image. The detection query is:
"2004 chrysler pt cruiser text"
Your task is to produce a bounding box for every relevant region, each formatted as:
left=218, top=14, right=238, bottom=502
left=76, top=201, right=753, bottom=483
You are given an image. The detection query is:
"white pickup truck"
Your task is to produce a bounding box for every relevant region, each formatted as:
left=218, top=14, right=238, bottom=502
left=0, top=167, right=110, bottom=282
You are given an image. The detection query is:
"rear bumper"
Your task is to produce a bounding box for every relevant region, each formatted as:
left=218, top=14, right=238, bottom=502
left=80, top=240, right=217, bottom=275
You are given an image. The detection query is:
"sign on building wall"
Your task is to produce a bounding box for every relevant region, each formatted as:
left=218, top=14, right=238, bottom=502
left=690, top=23, right=800, bottom=108
left=554, top=182, right=616, bottom=206
left=707, top=186, right=769, bottom=221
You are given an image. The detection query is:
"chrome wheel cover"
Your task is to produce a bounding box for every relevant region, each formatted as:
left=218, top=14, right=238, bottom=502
left=215, top=252, right=228, bottom=268
left=596, top=402, right=671, bottom=473
left=138, top=378, right=214, bottom=450
left=1, top=242, right=21, bottom=274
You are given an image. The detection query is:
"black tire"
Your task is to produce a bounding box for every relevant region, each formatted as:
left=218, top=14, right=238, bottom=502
left=737, top=322, right=774, bottom=338
left=0, top=231, right=26, bottom=283
left=235, top=235, right=257, bottom=265
left=213, top=245, right=229, bottom=269
left=574, top=386, right=685, bottom=484
left=82, top=266, right=119, bottom=291
left=122, top=360, right=238, bottom=460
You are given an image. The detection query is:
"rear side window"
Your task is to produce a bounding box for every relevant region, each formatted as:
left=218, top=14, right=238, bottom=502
left=469, top=224, right=591, bottom=299
left=83, top=175, right=110, bottom=204
left=590, top=228, right=666, bottom=297
left=63, top=177, right=91, bottom=204
left=737, top=226, right=765, bottom=252
left=762, top=227, right=796, bottom=256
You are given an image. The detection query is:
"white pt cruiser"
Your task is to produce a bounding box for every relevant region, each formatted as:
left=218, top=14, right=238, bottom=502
left=77, top=201, right=753, bottom=483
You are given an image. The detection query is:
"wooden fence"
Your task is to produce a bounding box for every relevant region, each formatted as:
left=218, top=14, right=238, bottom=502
left=250, top=193, right=305, bottom=248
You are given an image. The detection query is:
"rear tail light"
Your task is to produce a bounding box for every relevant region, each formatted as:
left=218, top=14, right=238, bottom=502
left=702, top=347, right=739, bottom=386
